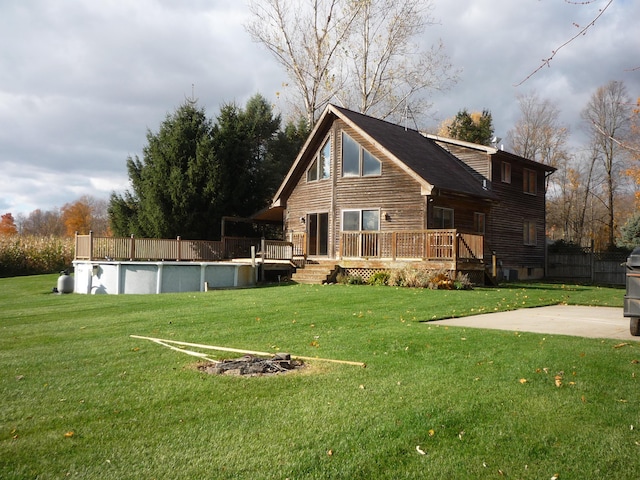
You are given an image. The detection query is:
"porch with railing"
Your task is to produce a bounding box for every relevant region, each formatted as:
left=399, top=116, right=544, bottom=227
left=288, top=229, right=483, bottom=263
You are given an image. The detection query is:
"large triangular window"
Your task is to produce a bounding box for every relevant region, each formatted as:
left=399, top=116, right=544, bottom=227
left=341, top=132, right=381, bottom=177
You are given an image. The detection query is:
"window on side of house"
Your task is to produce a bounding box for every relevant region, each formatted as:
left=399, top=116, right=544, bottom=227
left=523, top=168, right=537, bottom=195
left=341, top=131, right=381, bottom=177
left=342, top=209, right=380, bottom=231
left=523, top=220, right=536, bottom=245
left=307, top=137, right=331, bottom=182
left=474, top=212, right=485, bottom=234
left=501, top=162, right=511, bottom=184
left=433, top=207, right=454, bottom=229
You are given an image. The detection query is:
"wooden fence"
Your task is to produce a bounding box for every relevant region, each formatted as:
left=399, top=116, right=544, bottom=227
left=74, top=233, right=294, bottom=262
left=547, top=251, right=628, bottom=285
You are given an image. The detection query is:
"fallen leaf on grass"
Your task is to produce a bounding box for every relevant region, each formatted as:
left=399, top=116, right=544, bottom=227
left=428, top=429, right=435, bottom=437
left=63, top=431, right=74, bottom=438
left=613, top=343, right=629, bottom=349
left=519, top=378, right=528, bottom=384
left=327, top=449, right=333, bottom=456
left=555, top=376, right=563, bottom=387
left=416, top=446, right=426, bottom=455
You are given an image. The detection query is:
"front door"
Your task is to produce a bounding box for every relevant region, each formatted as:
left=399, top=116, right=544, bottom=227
left=307, top=213, right=328, bottom=256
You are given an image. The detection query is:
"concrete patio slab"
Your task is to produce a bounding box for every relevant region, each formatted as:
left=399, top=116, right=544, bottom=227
left=430, top=305, right=638, bottom=341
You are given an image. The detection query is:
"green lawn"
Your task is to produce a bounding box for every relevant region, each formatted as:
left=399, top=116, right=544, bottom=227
left=1, top=275, right=638, bottom=479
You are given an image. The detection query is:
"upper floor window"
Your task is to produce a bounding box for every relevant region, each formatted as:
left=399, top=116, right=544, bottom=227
left=342, top=132, right=381, bottom=177
left=433, top=207, right=454, bottom=229
left=501, top=162, right=511, bottom=184
left=307, top=137, right=331, bottom=182
left=523, top=168, right=537, bottom=195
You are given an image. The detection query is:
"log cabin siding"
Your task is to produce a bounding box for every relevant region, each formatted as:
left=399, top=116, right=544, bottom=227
left=334, top=120, right=426, bottom=233
left=487, top=155, right=547, bottom=270
left=434, top=143, right=491, bottom=185
left=276, top=106, right=553, bottom=277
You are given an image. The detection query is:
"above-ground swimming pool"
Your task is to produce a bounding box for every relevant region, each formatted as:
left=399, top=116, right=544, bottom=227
left=72, top=260, right=257, bottom=294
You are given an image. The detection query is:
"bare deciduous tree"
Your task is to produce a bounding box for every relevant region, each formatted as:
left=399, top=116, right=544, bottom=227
left=246, top=0, right=456, bottom=126
left=581, top=80, right=632, bottom=247
left=335, top=0, right=457, bottom=123
left=246, top=0, right=359, bottom=125
left=507, top=92, right=570, bottom=169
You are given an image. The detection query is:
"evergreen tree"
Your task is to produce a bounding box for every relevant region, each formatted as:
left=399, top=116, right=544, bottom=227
left=618, top=211, right=640, bottom=249
left=109, top=94, right=303, bottom=240
left=263, top=117, right=310, bottom=199
left=109, top=100, right=217, bottom=239
left=447, top=109, right=494, bottom=146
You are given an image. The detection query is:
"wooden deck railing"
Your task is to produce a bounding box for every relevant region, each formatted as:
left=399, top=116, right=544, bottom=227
left=74, top=233, right=294, bottom=262
left=339, top=230, right=483, bottom=262
left=75, top=230, right=482, bottom=264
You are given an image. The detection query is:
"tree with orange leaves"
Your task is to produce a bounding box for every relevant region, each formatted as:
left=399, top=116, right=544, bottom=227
left=61, top=197, right=93, bottom=236
left=0, top=213, right=18, bottom=236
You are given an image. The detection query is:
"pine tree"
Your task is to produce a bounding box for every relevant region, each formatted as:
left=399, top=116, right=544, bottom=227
left=109, top=100, right=217, bottom=239
left=109, top=95, right=302, bottom=240
left=447, top=109, right=494, bottom=146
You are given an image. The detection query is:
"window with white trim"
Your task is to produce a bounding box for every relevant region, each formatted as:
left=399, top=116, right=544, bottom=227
left=341, top=132, right=381, bottom=177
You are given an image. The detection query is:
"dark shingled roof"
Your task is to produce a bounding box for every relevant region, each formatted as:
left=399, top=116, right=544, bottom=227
left=332, top=105, right=497, bottom=200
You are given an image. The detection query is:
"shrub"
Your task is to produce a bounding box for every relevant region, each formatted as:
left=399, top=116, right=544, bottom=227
left=336, top=272, right=365, bottom=285
left=386, top=266, right=473, bottom=290
left=368, top=271, right=390, bottom=286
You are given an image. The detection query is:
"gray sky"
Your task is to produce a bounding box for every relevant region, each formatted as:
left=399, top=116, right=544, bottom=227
left=1, top=0, right=638, bottom=217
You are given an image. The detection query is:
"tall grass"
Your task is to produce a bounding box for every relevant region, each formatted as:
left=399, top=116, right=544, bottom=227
left=0, top=236, right=74, bottom=277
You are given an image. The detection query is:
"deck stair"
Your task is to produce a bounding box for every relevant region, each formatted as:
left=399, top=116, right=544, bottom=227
left=291, top=260, right=339, bottom=284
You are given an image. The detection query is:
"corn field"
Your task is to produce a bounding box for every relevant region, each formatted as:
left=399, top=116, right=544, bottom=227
left=0, top=236, right=74, bottom=277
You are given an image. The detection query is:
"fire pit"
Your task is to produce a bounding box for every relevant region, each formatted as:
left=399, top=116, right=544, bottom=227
left=197, top=353, right=304, bottom=376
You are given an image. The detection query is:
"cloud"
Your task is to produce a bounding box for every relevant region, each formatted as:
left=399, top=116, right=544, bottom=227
left=0, top=0, right=637, bottom=218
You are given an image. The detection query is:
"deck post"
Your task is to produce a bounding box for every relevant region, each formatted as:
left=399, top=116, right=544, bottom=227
left=260, top=238, right=266, bottom=282
left=492, top=252, right=497, bottom=278
left=177, top=236, right=182, bottom=262
left=129, top=234, right=135, bottom=261
left=391, top=232, right=397, bottom=261
left=88, top=230, right=93, bottom=261
left=424, top=231, right=429, bottom=260
left=452, top=231, right=458, bottom=265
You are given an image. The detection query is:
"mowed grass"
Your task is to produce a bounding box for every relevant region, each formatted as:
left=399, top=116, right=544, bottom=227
left=1, top=275, right=638, bottom=479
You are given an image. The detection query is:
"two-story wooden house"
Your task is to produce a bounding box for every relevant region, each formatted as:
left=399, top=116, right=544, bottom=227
left=257, top=104, right=555, bottom=284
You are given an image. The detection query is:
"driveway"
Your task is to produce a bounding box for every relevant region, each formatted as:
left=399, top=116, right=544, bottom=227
left=430, top=305, right=638, bottom=341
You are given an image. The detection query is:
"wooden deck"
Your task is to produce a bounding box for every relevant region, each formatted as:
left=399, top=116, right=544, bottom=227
left=75, top=230, right=486, bottom=283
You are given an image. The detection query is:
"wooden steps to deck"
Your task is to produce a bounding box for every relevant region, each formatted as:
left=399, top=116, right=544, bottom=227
left=291, top=261, right=339, bottom=284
